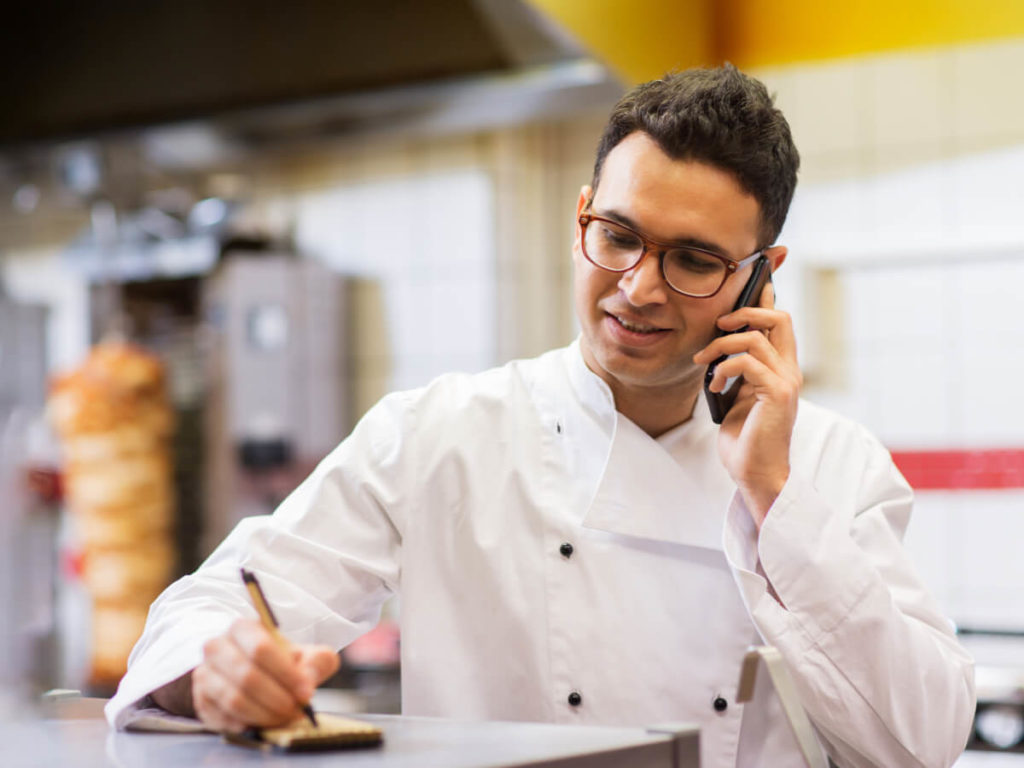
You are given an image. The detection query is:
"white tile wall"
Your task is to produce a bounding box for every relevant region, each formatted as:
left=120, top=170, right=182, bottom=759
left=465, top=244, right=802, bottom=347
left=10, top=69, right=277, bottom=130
left=901, top=491, right=960, bottom=611
left=951, top=259, right=1024, bottom=338
left=866, top=348, right=958, bottom=445
left=783, top=146, right=1024, bottom=262
left=949, top=490, right=1024, bottom=630
left=782, top=175, right=875, bottom=255
left=822, top=252, right=1024, bottom=452
left=867, top=161, right=950, bottom=249
left=951, top=147, right=1024, bottom=247
left=762, top=39, right=1024, bottom=630
left=905, top=491, right=1024, bottom=631
left=283, top=169, right=497, bottom=397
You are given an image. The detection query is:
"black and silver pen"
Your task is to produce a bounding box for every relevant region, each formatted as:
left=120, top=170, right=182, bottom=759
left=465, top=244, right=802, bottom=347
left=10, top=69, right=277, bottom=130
left=239, top=567, right=318, bottom=727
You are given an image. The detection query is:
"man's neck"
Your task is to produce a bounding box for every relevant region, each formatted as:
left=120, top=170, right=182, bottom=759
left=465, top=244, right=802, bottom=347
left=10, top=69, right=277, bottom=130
left=611, top=381, right=701, bottom=439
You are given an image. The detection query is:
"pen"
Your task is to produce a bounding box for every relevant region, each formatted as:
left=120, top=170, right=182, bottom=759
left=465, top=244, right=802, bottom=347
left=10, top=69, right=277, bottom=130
left=239, top=567, right=319, bottom=728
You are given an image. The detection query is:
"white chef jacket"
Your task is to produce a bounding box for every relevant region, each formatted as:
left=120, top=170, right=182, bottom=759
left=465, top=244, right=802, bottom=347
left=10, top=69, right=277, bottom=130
left=107, top=340, right=975, bottom=768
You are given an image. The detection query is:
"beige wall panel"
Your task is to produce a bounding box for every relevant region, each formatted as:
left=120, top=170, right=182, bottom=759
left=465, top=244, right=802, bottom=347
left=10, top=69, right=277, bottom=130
left=868, top=51, right=952, bottom=149
left=951, top=39, right=1024, bottom=146
left=781, top=60, right=874, bottom=158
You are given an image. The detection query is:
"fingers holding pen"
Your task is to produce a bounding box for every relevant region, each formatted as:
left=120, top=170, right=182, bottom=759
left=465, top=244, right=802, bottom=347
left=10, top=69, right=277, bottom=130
left=229, top=619, right=316, bottom=704
left=193, top=659, right=270, bottom=733
left=191, top=620, right=309, bottom=731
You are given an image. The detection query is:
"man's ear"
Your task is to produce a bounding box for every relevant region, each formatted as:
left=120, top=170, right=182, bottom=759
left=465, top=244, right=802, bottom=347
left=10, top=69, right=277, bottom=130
left=765, top=245, right=788, bottom=272
left=575, top=184, right=592, bottom=218
left=572, top=185, right=592, bottom=253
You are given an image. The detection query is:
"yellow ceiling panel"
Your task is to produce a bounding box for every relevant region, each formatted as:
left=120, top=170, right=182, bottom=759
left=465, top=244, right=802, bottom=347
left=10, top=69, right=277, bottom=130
left=525, top=0, right=715, bottom=83
left=718, top=0, right=1024, bottom=69
left=527, top=0, right=1024, bottom=81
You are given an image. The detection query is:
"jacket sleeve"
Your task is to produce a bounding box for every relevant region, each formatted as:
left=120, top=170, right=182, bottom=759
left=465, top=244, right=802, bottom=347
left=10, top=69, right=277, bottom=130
left=723, top=420, right=976, bottom=768
left=104, top=390, right=418, bottom=729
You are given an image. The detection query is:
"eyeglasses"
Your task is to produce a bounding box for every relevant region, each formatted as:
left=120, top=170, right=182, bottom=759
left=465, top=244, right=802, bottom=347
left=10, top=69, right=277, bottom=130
left=577, top=206, right=763, bottom=298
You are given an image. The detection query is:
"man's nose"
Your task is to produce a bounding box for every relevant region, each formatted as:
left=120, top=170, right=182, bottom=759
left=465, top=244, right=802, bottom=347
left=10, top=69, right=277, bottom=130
left=618, top=249, right=669, bottom=305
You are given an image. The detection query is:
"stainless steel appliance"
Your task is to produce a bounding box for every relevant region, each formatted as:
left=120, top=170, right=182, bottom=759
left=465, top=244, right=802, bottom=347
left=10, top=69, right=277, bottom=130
left=201, top=252, right=349, bottom=553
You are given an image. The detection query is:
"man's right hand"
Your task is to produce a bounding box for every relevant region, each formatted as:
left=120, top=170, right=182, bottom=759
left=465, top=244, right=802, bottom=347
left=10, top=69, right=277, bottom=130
left=152, top=619, right=340, bottom=733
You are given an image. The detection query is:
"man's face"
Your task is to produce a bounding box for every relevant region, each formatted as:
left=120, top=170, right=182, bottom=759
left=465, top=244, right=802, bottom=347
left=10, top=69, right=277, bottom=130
left=572, top=131, right=770, bottom=400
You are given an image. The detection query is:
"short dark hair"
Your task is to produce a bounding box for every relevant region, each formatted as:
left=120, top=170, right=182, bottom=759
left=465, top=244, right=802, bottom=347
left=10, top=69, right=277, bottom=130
left=592, top=64, right=800, bottom=246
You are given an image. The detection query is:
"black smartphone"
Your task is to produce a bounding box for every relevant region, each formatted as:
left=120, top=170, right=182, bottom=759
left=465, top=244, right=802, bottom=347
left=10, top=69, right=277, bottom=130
left=703, top=255, right=773, bottom=424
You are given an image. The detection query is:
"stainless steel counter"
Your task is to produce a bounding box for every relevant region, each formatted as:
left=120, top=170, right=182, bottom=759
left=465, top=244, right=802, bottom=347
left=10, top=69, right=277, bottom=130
left=1, top=713, right=699, bottom=768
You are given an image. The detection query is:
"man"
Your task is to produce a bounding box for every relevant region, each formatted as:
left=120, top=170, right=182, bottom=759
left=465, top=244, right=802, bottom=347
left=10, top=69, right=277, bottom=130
left=107, top=65, right=975, bottom=767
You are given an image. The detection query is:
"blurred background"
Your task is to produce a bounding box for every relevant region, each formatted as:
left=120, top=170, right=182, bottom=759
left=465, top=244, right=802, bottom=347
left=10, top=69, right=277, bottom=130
left=2, top=0, right=1024, bottom=760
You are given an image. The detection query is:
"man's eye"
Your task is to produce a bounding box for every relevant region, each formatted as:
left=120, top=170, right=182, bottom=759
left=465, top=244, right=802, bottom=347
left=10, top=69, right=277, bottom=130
left=601, top=227, right=639, bottom=250
left=670, top=249, right=721, bottom=273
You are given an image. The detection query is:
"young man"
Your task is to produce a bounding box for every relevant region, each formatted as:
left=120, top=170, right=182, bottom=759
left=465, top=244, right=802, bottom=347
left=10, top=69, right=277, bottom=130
left=108, top=66, right=975, bottom=767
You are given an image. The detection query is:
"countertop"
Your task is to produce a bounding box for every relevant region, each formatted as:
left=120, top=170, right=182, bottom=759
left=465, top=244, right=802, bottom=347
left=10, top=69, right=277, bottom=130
left=1, top=712, right=699, bottom=768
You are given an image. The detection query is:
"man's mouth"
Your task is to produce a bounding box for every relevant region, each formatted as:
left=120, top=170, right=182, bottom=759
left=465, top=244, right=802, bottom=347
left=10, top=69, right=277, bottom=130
left=609, top=313, right=668, bottom=335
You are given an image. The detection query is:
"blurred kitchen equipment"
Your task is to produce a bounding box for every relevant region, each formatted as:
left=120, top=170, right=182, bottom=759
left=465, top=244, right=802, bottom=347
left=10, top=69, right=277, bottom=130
left=0, top=292, right=54, bottom=711
left=201, top=251, right=349, bottom=552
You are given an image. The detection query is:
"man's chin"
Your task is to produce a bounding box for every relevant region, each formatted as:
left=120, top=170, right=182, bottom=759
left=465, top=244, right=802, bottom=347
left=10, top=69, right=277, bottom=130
left=580, top=331, right=701, bottom=390
left=596, top=350, right=700, bottom=391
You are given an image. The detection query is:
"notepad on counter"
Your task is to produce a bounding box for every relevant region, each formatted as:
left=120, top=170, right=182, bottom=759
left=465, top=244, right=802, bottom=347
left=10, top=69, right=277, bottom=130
left=225, top=712, right=384, bottom=752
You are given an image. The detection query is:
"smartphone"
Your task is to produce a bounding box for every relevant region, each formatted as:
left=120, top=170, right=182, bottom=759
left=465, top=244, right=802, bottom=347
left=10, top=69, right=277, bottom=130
left=703, top=255, right=773, bottom=424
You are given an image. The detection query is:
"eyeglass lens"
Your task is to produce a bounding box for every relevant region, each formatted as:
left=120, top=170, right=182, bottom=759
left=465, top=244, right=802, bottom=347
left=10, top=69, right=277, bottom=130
left=583, top=218, right=727, bottom=296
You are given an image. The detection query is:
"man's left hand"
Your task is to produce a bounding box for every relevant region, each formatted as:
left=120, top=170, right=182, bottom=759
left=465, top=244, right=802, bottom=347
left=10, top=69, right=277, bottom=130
left=693, top=282, right=802, bottom=529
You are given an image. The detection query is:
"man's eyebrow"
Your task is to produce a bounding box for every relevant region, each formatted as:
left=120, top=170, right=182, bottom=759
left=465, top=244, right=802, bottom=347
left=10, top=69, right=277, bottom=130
left=594, top=206, right=730, bottom=256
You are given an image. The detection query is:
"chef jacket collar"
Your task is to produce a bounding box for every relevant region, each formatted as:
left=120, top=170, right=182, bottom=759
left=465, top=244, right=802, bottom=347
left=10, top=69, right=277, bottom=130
left=566, top=337, right=616, bottom=421
left=568, top=338, right=728, bottom=552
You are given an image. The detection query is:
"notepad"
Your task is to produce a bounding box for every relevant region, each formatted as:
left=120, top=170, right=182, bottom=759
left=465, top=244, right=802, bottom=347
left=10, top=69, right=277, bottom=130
left=225, top=713, right=384, bottom=752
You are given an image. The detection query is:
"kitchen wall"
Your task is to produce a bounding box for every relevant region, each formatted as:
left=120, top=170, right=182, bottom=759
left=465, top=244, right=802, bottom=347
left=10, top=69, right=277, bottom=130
left=758, top=37, right=1024, bottom=631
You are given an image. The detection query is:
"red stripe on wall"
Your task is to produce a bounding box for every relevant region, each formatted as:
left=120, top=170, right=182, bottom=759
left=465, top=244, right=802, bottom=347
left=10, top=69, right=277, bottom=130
left=889, top=449, right=1024, bottom=490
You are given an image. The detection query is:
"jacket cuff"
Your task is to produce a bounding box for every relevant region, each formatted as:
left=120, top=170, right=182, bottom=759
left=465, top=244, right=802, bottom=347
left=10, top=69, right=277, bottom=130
left=104, top=610, right=227, bottom=729
left=723, top=471, right=873, bottom=644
